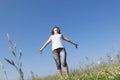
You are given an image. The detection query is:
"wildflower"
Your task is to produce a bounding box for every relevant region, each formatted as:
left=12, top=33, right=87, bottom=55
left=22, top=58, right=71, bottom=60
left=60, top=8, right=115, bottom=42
left=97, top=61, right=101, bottom=65
left=118, top=72, right=120, bottom=75
left=108, top=76, right=114, bottom=79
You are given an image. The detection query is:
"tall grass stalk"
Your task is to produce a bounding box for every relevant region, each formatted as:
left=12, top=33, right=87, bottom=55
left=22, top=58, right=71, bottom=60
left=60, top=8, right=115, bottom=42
left=0, top=61, right=8, bottom=80
left=5, top=33, right=24, bottom=80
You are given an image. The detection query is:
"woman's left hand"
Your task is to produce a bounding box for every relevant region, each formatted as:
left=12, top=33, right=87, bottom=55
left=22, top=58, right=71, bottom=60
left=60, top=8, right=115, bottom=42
left=74, top=43, right=78, bottom=48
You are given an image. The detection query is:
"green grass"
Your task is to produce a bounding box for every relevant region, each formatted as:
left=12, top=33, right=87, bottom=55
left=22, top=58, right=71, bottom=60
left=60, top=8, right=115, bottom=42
left=32, top=54, right=120, bottom=80
left=33, top=64, right=120, bottom=80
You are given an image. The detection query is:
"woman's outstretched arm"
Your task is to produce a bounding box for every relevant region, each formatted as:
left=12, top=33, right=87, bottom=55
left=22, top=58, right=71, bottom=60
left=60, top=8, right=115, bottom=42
left=40, top=36, right=52, bottom=54
left=62, top=35, right=78, bottom=48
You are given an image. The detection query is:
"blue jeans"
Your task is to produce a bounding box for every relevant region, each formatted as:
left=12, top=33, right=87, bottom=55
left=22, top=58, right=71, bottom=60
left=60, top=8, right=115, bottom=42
left=52, top=48, right=67, bottom=70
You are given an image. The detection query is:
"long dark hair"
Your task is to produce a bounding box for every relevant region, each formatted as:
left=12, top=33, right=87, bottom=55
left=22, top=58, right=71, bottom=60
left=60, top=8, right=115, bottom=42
left=51, top=26, right=61, bottom=35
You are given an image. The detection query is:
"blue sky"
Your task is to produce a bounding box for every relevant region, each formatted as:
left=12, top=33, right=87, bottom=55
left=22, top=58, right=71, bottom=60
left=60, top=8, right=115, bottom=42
left=0, top=0, right=120, bottom=80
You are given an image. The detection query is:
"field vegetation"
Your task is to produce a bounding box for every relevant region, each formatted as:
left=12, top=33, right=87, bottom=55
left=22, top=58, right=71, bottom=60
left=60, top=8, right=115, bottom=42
left=32, top=51, right=120, bottom=80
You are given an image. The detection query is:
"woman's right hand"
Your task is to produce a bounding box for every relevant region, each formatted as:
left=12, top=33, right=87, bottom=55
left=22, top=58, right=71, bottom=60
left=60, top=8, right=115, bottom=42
left=40, top=49, right=43, bottom=54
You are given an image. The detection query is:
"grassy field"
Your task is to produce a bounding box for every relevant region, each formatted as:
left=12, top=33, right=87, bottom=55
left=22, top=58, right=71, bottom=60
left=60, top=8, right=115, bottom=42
left=32, top=53, right=120, bottom=80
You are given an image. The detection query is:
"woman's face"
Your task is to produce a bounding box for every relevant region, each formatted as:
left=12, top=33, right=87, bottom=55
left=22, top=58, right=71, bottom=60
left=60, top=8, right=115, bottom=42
left=53, top=28, right=59, bottom=33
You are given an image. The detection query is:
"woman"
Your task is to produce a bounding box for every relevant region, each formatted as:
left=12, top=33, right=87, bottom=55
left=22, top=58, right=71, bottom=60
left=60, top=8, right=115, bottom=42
left=40, top=26, right=78, bottom=78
